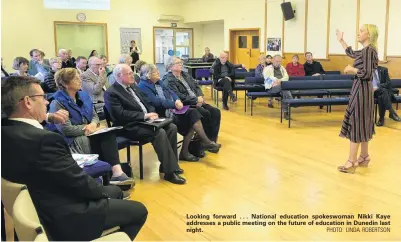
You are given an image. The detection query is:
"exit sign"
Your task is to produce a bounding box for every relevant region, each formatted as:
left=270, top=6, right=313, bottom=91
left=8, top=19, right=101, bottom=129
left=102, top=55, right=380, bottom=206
left=171, top=23, right=177, bottom=27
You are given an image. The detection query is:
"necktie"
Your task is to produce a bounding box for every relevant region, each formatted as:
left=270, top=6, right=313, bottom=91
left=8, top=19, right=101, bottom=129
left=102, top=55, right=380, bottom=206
left=155, top=84, right=173, bottom=118
left=126, top=86, right=148, bottom=114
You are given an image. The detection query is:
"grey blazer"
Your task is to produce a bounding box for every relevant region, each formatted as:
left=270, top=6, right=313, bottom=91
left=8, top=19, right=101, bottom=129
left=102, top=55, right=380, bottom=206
left=81, top=69, right=107, bottom=103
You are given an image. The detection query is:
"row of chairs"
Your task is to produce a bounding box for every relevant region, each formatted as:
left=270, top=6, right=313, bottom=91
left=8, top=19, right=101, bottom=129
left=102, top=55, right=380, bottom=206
left=1, top=178, right=130, bottom=241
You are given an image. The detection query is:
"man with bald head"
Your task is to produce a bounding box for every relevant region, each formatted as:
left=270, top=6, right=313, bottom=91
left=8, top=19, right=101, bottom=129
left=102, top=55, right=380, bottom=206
left=212, top=52, right=245, bottom=110
left=104, top=64, right=186, bottom=185
left=58, top=49, right=74, bottom=68
left=81, top=56, right=108, bottom=113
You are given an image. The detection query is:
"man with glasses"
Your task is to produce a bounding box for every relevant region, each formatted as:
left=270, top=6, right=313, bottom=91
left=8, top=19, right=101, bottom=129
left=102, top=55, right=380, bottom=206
left=1, top=76, right=148, bottom=241
left=163, top=56, right=222, bottom=149
left=81, top=56, right=108, bottom=114
left=104, top=64, right=186, bottom=185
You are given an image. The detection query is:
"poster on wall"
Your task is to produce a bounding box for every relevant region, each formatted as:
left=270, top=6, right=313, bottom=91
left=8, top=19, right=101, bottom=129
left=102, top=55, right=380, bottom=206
left=119, top=28, right=142, bottom=55
left=267, top=38, right=282, bottom=52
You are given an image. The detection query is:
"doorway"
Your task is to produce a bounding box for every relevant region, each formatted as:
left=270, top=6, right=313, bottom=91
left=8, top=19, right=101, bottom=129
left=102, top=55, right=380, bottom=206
left=229, top=29, right=261, bottom=69
left=153, top=27, right=193, bottom=65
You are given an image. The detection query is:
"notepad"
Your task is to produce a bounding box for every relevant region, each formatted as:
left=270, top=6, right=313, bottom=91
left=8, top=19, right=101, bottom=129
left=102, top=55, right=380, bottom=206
left=87, top=126, right=123, bottom=136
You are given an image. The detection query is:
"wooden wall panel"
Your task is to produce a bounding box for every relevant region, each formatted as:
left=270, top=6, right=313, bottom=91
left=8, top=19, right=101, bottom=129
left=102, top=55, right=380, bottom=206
left=283, top=53, right=401, bottom=78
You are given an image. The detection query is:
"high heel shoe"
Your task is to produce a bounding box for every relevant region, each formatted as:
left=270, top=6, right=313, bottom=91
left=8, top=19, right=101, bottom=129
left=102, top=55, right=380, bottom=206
left=337, top=160, right=358, bottom=174
left=357, top=155, right=371, bottom=167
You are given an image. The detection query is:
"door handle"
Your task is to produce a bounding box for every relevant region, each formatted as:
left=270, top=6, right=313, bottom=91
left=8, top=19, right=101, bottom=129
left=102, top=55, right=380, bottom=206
left=249, top=48, right=252, bottom=57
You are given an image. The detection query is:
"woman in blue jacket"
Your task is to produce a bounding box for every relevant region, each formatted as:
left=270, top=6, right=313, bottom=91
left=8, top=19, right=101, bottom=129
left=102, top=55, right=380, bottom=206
left=138, top=64, right=220, bottom=161
left=49, top=68, right=134, bottom=186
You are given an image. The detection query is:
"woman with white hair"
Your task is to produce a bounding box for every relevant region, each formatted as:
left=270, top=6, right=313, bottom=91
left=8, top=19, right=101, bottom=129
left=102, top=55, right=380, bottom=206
left=138, top=64, right=221, bottom=160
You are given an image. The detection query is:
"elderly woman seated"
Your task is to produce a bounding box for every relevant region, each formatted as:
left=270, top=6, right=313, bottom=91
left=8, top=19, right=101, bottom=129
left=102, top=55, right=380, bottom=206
left=138, top=64, right=220, bottom=161
left=10, top=57, right=30, bottom=77
left=43, top=57, right=62, bottom=93
left=49, top=68, right=134, bottom=186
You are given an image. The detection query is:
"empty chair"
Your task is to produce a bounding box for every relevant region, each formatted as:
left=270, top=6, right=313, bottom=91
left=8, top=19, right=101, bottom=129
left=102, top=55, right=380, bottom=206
left=289, top=75, right=321, bottom=81
left=323, top=74, right=354, bottom=80
left=195, top=69, right=211, bottom=80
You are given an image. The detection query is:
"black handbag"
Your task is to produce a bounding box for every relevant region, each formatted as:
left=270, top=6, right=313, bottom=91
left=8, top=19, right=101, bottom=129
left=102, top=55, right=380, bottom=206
left=188, top=137, right=203, bottom=157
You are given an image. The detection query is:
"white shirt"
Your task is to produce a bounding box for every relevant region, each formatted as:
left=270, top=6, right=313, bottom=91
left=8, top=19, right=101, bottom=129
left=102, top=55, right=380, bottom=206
left=8, top=118, right=43, bottom=129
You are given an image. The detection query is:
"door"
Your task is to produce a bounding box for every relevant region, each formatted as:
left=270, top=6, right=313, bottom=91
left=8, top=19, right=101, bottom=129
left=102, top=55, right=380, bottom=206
left=231, top=30, right=260, bottom=69
left=154, top=28, right=193, bottom=64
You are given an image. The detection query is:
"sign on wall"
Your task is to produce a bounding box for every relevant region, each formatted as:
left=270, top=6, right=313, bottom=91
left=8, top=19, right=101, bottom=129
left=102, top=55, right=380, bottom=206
left=43, top=0, right=110, bottom=10
left=120, top=28, right=142, bottom=54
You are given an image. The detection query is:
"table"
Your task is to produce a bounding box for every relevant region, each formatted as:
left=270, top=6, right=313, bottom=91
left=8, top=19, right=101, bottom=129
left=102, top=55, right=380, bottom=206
left=183, top=62, right=213, bottom=78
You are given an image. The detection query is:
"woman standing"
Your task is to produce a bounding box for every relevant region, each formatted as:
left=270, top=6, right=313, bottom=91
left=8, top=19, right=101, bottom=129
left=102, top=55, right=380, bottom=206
left=129, top=40, right=141, bottom=64
left=336, top=24, right=379, bottom=173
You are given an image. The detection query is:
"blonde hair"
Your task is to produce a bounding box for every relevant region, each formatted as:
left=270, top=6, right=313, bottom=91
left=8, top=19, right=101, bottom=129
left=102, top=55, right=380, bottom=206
left=54, top=68, right=79, bottom=90
left=49, top=57, right=62, bottom=65
left=363, top=24, right=378, bottom=50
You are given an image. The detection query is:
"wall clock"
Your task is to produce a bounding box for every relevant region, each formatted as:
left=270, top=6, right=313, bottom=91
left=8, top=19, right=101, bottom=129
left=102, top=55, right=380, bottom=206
left=77, top=13, right=86, bottom=22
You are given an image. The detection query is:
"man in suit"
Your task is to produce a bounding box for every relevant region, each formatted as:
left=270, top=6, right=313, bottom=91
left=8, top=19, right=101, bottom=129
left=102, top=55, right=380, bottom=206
left=373, top=66, right=401, bottom=126
left=81, top=56, right=108, bottom=113
left=1, top=76, right=148, bottom=241
left=163, top=56, right=222, bottom=148
left=104, top=64, right=186, bottom=184
left=28, top=49, right=50, bottom=76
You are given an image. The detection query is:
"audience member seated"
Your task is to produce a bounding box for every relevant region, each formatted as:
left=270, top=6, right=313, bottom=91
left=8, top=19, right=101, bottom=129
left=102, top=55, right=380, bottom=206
left=1, top=58, right=9, bottom=77
left=211, top=52, right=243, bottom=110
left=304, top=52, right=325, bottom=76
left=89, top=49, right=98, bottom=59
left=67, top=49, right=76, bottom=67
left=373, top=66, right=401, bottom=126
left=75, top=56, right=88, bottom=75
left=109, top=54, right=134, bottom=86
left=134, top=60, right=147, bottom=83
left=266, top=55, right=273, bottom=66
left=28, top=48, right=50, bottom=76
left=1, top=76, right=147, bottom=241
left=255, top=54, right=267, bottom=78
left=138, top=64, right=221, bottom=161
left=100, top=55, right=112, bottom=74
left=202, top=47, right=214, bottom=62
left=104, top=64, right=186, bottom=185
left=130, top=40, right=141, bottom=64
left=10, top=57, right=30, bottom=77
left=43, top=57, right=62, bottom=93
left=49, top=68, right=134, bottom=186
left=263, top=55, right=293, bottom=119
left=81, top=56, right=108, bottom=114
left=163, top=56, right=222, bottom=146
left=58, top=49, right=74, bottom=68
left=286, top=54, right=305, bottom=76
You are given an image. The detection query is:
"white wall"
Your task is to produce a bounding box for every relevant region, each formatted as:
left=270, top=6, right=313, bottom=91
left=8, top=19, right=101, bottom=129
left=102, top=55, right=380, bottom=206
left=201, top=21, right=224, bottom=58
left=182, top=0, right=266, bottom=52
left=329, top=0, right=358, bottom=54
left=306, top=0, right=329, bottom=59
left=386, top=0, right=401, bottom=56
left=266, top=0, right=283, bottom=56
left=284, top=0, right=306, bottom=53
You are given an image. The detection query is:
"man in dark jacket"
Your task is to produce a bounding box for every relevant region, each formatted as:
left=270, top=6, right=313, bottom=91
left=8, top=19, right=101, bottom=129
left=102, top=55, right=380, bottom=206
left=304, top=52, right=325, bottom=76
left=373, top=66, right=401, bottom=126
left=163, top=56, right=221, bottom=147
left=1, top=76, right=148, bottom=241
left=211, top=52, right=241, bottom=110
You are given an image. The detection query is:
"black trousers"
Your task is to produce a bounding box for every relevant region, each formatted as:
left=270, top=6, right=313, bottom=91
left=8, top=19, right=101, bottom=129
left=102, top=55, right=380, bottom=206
left=196, top=104, right=221, bottom=142
left=101, top=186, right=148, bottom=241
left=374, top=87, right=394, bottom=118
left=89, top=132, right=120, bottom=167
left=123, top=123, right=179, bottom=173
left=174, top=108, right=203, bottom=136
left=216, top=78, right=234, bottom=106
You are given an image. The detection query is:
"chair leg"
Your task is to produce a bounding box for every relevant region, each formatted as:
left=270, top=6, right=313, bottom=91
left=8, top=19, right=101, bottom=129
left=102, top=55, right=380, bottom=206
left=139, top=144, right=144, bottom=180
left=375, top=103, right=378, bottom=123
left=280, top=102, right=283, bottom=123
left=288, top=106, right=291, bottom=128
left=244, top=91, right=247, bottom=112
left=216, top=91, right=219, bottom=107
left=126, top=145, right=130, bottom=162
left=251, top=98, right=254, bottom=116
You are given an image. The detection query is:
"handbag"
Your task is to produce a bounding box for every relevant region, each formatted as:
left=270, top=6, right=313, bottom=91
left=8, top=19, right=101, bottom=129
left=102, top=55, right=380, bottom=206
left=188, top=137, right=202, bottom=157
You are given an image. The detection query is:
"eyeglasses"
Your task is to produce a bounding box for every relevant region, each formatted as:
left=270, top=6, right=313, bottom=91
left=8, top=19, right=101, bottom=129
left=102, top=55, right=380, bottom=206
left=19, top=94, right=47, bottom=101
left=121, top=72, right=134, bottom=76
left=174, top=62, right=183, bottom=65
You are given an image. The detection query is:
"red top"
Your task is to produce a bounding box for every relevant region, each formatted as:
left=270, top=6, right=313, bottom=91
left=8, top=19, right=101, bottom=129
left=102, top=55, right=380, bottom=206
left=286, top=63, right=305, bottom=76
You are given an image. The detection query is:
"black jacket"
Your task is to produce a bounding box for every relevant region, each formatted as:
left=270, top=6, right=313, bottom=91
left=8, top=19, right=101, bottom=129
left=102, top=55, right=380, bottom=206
left=43, top=70, right=57, bottom=93
left=212, top=59, right=235, bottom=84
left=1, top=120, right=110, bottom=241
left=162, top=71, right=203, bottom=106
left=304, top=61, right=325, bottom=76
left=376, top=66, right=392, bottom=90
left=104, top=82, right=156, bottom=133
